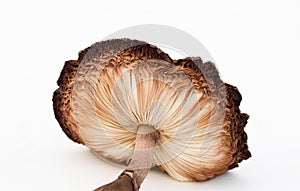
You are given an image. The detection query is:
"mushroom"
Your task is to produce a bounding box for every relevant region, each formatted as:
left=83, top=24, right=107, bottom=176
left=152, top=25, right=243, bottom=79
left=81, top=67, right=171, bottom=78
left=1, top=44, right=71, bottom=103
left=53, top=38, right=251, bottom=191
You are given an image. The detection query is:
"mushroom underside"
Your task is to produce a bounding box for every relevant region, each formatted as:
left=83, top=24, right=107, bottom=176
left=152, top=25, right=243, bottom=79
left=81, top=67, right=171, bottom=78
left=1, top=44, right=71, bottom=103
left=53, top=38, right=250, bottom=190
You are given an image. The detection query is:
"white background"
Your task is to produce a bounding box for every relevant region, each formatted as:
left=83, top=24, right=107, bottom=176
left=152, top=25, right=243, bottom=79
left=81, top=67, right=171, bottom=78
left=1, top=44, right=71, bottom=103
left=1, top=0, right=300, bottom=190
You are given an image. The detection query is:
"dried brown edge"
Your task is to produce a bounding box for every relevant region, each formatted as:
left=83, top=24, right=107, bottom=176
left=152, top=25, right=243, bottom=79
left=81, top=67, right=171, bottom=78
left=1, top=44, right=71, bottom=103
left=103, top=43, right=172, bottom=68
left=225, top=83, right=251, bottom=169
left=52, top=48, right=89, bottom=144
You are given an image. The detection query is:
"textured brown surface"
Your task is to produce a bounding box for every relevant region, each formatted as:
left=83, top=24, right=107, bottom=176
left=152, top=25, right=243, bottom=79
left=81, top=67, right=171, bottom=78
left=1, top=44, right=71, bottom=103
left=53, top=59, right=83, bottom=144
left=53, top=46, right=95, bottom=144
left=224, top=83, right=251, bottom=169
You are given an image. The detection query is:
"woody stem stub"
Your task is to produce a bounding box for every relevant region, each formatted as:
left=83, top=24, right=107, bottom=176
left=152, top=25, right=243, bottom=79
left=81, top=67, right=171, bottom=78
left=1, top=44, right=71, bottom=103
left=94, top=125, right=158, bottom=191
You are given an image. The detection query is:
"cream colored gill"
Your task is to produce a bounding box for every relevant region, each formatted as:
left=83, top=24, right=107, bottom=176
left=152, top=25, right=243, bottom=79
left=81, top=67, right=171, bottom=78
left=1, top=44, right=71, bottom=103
left=74, top=59, right=224, bottom=171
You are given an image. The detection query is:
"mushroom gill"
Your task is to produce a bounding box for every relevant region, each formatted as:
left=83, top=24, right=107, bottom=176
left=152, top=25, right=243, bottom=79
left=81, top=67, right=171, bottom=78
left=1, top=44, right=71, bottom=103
left=53, top=38, right=251, bottom=190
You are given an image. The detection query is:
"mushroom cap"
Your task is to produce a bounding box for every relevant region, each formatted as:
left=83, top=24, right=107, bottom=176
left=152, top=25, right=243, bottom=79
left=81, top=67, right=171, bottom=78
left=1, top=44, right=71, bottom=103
left=53, top=38, right=250, bottom=181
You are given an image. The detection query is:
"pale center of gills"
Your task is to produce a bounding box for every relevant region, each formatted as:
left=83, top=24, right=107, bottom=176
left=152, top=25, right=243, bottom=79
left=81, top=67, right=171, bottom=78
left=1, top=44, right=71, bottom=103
left=73, top=59, right=224, bottom=168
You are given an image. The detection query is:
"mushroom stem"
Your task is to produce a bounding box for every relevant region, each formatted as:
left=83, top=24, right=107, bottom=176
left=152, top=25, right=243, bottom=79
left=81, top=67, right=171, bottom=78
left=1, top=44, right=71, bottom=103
left=94, top=125, right=158, bottom=191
